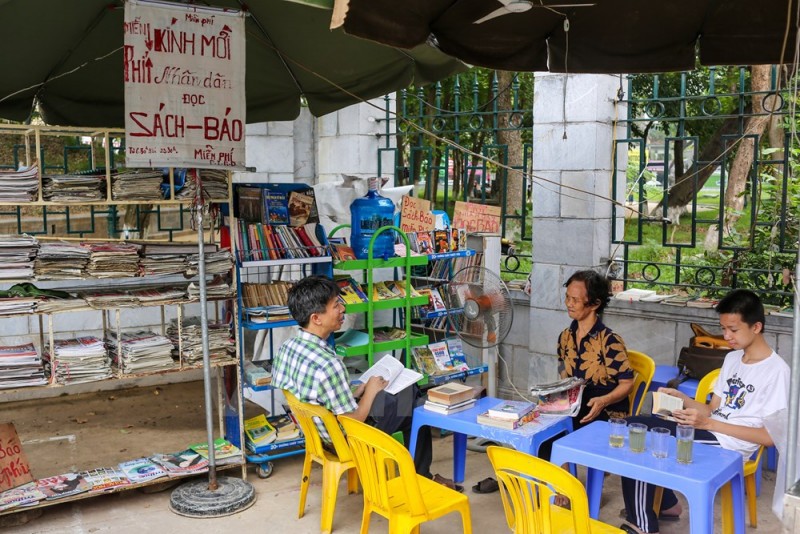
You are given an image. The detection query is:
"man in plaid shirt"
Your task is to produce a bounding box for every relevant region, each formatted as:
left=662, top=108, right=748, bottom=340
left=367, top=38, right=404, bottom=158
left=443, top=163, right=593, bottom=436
left=272, top=275, right=461, bottom=491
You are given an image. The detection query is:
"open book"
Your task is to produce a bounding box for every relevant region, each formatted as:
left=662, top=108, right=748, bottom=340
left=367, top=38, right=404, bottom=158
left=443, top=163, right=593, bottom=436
left=358, top=354, right=422, bottom=395
left=652, top=391, right=683, bottom=421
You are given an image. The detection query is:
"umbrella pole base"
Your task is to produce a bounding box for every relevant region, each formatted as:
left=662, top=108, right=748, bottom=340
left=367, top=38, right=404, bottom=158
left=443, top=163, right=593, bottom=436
left=169, top=476, right=256, bottom=518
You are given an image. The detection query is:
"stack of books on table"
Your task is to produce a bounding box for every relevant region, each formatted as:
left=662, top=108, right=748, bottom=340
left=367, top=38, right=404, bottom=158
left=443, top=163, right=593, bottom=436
left=423, top=383, right=477, bottom=415
left=476, top=399, right=539, bottom=430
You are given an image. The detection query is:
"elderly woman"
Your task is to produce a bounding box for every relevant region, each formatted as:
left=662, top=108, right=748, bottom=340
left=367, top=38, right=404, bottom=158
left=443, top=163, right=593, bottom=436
left=558, top=270, right=633, bottom=428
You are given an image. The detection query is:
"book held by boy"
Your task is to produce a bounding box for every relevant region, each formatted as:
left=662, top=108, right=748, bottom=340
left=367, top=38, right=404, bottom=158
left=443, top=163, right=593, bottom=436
left=651, top=391, right=683, bottom=422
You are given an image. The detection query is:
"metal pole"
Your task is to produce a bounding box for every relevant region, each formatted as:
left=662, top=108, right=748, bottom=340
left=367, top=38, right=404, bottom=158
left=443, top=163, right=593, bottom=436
left=786, top=256, right=800, bottom=487
left=194, top=198, right=218, bottom=490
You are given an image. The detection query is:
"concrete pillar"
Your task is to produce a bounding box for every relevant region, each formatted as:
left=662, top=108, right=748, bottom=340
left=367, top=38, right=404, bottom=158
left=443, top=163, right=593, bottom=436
left=525, top=73, right=628, bottom=385
left=317, top=97, right=391, bottom=184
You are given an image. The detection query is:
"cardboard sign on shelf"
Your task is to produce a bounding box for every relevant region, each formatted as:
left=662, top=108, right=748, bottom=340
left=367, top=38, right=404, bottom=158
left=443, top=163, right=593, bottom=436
left=0, top=422, right=34, bottom=492
left=399, top=196, right=435, bottom=233
left=452, top=201, right=501, bottom=233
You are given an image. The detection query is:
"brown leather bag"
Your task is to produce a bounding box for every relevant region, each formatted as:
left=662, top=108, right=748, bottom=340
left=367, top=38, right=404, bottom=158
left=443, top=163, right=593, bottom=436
left=667, top=324, right=731, bottom=387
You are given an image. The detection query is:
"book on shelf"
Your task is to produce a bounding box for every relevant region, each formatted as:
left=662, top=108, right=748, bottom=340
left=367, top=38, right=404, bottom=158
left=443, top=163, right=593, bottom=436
left=661, top=295, right=693, bottom=306
left=372, top=327, right=407, bottom=342
left=372, top=281, right=399, bottom=301
left=771, top=306, right=795, bottom=318
left=685, top=297, right=719, bottom=308
left=287, top=189, right=315, bottom=227
left=445, top=338, right=470, bottom=371
left=331, top=242, right=357, bottom=261
left=433, top=229, right=450, bottom=254
left=244, top=414, right=277, bottom=446
left=411, top=345, right=440, bottom=375
left=334, top=328, right=370, bottom=348
left=423, top=398, right=476, bottom=415
left=487, top=400, right=537, bottom=421
left=357, top=354, right=422, bottom=395
left=236, top=186, right=264, bottom=223
left=416, top=231, right=434, bottom=255
left=117, top=458, right=168, bottom=484
left=651, top=391, right=683, bottom=422
left=391, top=279, right=420, bottom=298
left=427, top=340, right=456, bottom=372
left=476, top=408, right=539, bottom=430
left=613, top=288, right=656, bottom=301
left=263, top=189, right=289, bottom=225
left=426, top=382, right=476, bottom=406
left=270, top=414, right=302, bottom=443
left=335, top=276, right=369, bottom=304
left=243, top=360, right=272, bottom=386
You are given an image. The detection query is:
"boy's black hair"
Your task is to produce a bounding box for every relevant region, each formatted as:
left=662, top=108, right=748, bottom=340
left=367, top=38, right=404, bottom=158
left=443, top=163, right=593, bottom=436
left=287, top=275, right=340, bottom=328
left=563, top=270, right=611, bottom=313
left=715, top=289, right=766, bottom=327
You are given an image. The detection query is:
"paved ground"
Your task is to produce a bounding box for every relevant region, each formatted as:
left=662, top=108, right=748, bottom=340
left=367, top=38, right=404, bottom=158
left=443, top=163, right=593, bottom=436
left=0, top=381, right=785, bottom=533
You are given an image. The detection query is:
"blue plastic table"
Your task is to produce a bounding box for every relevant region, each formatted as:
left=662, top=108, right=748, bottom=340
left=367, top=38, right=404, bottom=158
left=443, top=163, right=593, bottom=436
left=551, top=420, right=745, bottom=534
left=408, top=396, right=572, bottom=484
left=650, top=365, right=700, bottom=398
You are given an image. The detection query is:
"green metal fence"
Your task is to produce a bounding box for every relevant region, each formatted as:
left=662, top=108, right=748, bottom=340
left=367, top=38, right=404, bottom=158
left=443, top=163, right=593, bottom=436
left=613, top=66, right=798, bottom=305
left=378, top=70, right=534, bottom=277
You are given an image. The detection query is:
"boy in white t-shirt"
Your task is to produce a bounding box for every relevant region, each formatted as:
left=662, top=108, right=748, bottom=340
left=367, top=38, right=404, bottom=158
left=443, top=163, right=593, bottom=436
left=619, top=289, right=790, bottom=534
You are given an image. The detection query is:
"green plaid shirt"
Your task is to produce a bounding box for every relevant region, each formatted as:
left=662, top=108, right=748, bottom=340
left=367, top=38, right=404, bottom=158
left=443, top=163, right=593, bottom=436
left=272, top=328, right=357, bottom=442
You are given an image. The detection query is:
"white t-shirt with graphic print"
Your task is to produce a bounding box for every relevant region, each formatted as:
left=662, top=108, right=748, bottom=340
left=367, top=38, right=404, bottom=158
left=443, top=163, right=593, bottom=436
left=710, top=350, right=790, bottom=460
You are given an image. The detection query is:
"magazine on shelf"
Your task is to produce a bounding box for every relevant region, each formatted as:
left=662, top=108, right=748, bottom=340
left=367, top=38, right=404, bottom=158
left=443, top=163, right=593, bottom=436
left=117, top=458, right=168, bottom=484
left=262, top=190, right=289, bottom=225
left=427, top=341, right=455, bottom=372
left=80, top=467, right=132, bottom=492
left=150, top=449, right=208, bottom=476
left=36, top=473, right=92, bottom=500
left=411, top=345, right=440, bottom=375
left=287, top=190, right=315, bottom=227
left=357, top=354, right=422, bottom=395
left=0, top=482, right=46, bottom=512
left=244, top=414, right=277, bottom=446
left=189, top=438, right=242, bottom=465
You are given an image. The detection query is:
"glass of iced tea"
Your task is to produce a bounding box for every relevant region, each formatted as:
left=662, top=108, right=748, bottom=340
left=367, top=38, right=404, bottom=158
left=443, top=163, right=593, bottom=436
left=609, top=418, right=627, bottom=448
left=628, top=423, right=647, bottom=453
left=676, top=424, right=694, bottom=464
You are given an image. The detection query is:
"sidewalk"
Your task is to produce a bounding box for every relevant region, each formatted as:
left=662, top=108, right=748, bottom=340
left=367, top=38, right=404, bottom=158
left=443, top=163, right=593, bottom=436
left=1, top=382, right=783, bottom=533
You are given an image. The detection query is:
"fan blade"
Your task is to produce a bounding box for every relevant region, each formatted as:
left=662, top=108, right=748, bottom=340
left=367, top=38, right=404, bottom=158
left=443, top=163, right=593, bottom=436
left=473, top=7, right=511, bottom=24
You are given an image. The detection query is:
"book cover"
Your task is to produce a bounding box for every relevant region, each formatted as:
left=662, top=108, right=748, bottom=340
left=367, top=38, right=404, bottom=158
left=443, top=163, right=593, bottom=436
left=287, top=190, right=315, bottom=227
left=36, top=473, right=93, bottom=499
left=80, top=467, right=132, bottom=491
left=427, top=341, right=454, bottom=372
left=149, top=450, right=208, bottom=476
left=457, top=228, right=467, bottom=250
left=450, top=228, right=459, bottom=251
left=416, top=231, right=434, bottom=255
left=411, top=345, right=440, bottom=375
left=0, top=482, right=46, bottom=512
left=332, top=243, right=357, bottom=261
left=428, top=287, right=447, bottom=312
left=262, top=190, right=289, bottom=225
left=434, top=229, right=450, bottom=254
left=189, top=438, right=242, bottom=461
left=244, top=414, right=277, bottom=446
left=372, top=281, right=398, bottom=301
left=335, top=328, right=370, bottom=348
left=487, top=400, right=537, bottom=421
left=243, top=360, right=272, bottom=386
left=117, top=458, right=168, bottom=484
left=236, top=186, right=263, bottom=223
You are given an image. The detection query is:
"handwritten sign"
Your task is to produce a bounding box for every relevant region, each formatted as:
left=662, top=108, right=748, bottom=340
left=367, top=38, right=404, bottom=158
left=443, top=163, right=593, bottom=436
left=0, top=423, right=33, bottom=492
left=452, top=201, right=501, bottom=233
left=124, top=0, right=246, bottom=169
left=399, top=196, right=435, bottom=233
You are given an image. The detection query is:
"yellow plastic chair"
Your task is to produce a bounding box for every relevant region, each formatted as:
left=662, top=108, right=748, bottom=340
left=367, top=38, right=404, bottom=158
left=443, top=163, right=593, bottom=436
left=626, top=350, right=655, bottom=415
left=486, top=445, right=622, bottom=534
left=284, top=390, right=359, bottom=534
left=694, top=369, right=763, bottom=528
left=338, top=415, right=472, bottom=534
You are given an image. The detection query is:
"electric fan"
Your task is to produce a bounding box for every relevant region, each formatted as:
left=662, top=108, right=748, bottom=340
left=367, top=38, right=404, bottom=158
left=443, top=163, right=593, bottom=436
left=441, top=265, right=514, bottom=453
left=440, top=265, right=514, bottom=350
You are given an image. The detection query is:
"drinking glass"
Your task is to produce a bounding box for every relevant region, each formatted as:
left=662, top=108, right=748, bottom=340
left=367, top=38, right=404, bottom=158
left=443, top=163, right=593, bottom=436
left=608, top=418, right=627, bottom=448
left=628, top=423, right=647, bottom=453
left=676, top=424, right=694, bottom=464
left=651, top=427, right=670, bottom=458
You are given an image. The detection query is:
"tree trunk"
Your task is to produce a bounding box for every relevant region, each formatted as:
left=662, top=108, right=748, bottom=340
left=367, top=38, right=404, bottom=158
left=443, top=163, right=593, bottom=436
left=494, top=70, right=524, bottom=239
left=704, top=65, right=773, bottom=249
